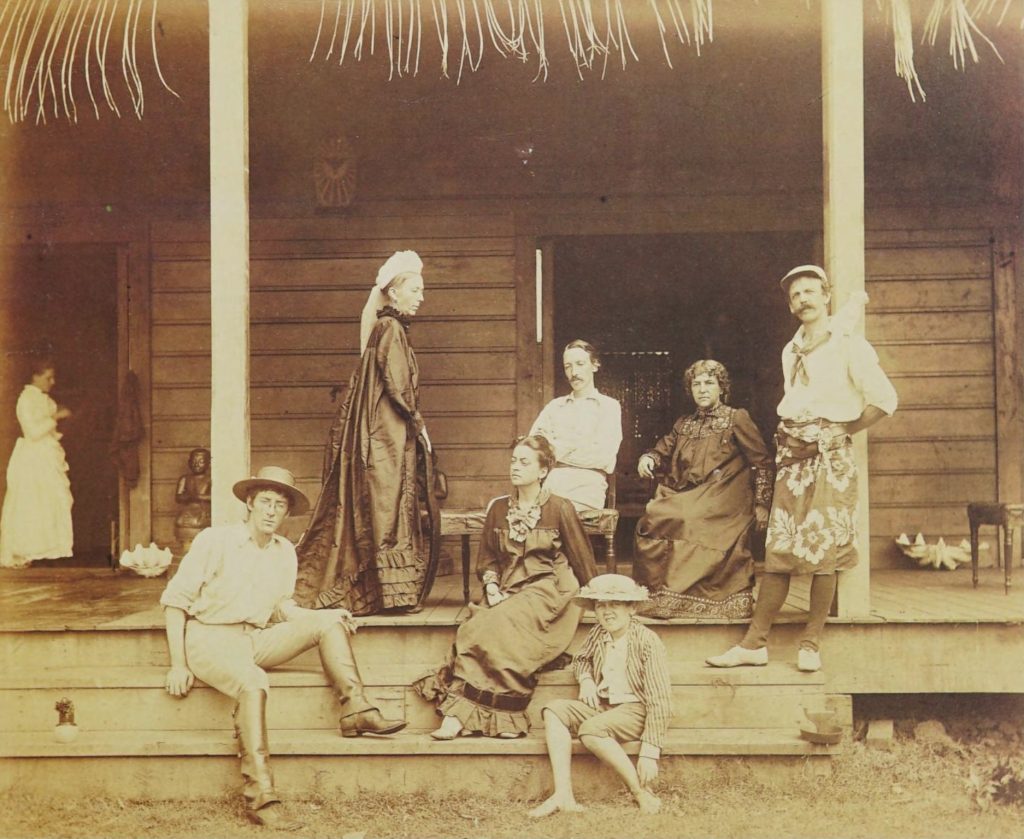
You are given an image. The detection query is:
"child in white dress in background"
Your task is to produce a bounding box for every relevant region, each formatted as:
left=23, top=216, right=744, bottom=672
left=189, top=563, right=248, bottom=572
left=0, top=359, right=74, bottom=567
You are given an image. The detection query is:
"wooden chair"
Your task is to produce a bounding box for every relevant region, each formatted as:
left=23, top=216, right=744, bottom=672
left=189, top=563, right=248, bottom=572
left=440, top=476, right=620, bottom=604
left=967, top=501, right=1024, bottom=595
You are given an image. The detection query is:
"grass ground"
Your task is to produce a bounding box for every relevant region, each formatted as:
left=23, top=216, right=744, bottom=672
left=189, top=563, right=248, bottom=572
left=2, top=733, right=1022, bottom=839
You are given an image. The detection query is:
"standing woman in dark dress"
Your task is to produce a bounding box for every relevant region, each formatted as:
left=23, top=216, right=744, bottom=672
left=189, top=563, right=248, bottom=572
left=295, top=251, right=439, bottom=616
left=415, top=435, right=598, bottom=739
left=634, top=360, right=773, bottom=619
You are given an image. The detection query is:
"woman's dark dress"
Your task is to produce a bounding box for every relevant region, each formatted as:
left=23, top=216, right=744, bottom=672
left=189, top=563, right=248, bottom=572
left=294, top=307, right=439, bottom=616
left=415, top=490, right=598, bottom=735
left=634, top=404, right=773, bottom=619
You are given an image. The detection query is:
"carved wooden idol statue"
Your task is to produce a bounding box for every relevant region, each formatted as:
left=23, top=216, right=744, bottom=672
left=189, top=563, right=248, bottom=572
left=174, top=447, right=211, bottom=554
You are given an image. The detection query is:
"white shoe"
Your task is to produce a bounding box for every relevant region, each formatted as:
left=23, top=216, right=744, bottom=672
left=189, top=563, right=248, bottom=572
left=797, top=648, right=822, bottom=672
left=430, top=715, right=464, bottom=740
left=705, top=645, right=768, bottom=667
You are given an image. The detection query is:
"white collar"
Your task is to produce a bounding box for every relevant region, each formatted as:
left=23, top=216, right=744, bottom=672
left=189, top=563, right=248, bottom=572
left=234, top=521, right=286, bottom=550
left=563, top=389, right=603, bottom=404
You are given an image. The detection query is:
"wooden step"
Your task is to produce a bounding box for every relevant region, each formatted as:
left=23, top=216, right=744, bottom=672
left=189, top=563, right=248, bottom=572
left=0, top=730, right=838, bottom=800
left=0, top=727, right=842, bottom=758
left=0, top=623, right=828, bottom=670
left=1, top=663, right=847, bottom=735
left=2, top=661, right=826, bottom=689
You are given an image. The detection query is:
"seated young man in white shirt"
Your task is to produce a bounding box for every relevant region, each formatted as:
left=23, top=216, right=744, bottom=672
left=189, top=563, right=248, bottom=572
left=160, top=466, right=406, bottom=830
left=529, top=339, right=623, bottom=511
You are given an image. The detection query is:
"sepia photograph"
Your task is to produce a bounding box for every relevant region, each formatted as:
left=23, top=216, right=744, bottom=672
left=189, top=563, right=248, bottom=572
left=0, top=1, right=1021, bottom=836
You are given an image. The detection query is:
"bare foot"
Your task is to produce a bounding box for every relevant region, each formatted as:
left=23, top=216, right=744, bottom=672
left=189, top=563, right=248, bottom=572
left=634, top=788, right=661, bottom=814
left=528, top=795, right=585, bottom=819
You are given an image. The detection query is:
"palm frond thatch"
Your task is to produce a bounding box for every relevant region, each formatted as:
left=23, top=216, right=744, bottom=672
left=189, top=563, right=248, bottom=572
left=0, top=0, right=177, bottom=124
left=311, top=0, right=1019, bottom=99
left=310, top=0, right=714, bottom=81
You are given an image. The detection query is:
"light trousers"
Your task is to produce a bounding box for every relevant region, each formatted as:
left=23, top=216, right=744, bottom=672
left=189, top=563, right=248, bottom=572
left=185, top=611, right=342, bottom=698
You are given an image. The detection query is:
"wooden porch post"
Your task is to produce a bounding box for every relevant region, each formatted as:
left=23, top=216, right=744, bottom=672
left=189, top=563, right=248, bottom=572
left=822, top=0, right=871, bottom=617
left=209, top=0, right=251, bottom=524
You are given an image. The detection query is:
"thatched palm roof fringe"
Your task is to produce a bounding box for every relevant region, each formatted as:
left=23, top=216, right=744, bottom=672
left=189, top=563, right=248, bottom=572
left=0, top=0, right=176, bottom=122
left=311, top=0, right=1018, bottom=98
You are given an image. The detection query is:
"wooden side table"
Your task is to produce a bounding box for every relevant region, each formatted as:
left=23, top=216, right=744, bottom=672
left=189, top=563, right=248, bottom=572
left=967, top=502, right=1024, bottom=595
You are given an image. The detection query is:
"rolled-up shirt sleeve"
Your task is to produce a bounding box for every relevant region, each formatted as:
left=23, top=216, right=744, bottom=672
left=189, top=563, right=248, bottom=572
left=848, top=337, right=898, bottom=416
left=159, top=528, right=215, bottom=614
left=271, top=548, right=299, bottom=622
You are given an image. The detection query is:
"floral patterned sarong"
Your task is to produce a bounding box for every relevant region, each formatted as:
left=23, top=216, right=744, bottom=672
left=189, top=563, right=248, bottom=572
left=764, top=420, right=858, bottom=575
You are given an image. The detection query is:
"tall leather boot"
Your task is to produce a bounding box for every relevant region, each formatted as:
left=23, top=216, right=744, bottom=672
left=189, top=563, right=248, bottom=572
left=234, top=690, right=301, bottom=830
left=319, top=625, right=408, bottom=738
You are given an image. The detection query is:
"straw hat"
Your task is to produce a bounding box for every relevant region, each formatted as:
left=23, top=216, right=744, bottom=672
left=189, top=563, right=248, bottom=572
left=232, top=466, right=310, bottom=516
left=574, top=574, right=649, bottom=609
left=779, top=264, right=830, bottom=293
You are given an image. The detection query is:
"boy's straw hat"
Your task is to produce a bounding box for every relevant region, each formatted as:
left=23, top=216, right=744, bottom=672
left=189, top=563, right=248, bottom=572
left=574, top=574, right=649, bottom=609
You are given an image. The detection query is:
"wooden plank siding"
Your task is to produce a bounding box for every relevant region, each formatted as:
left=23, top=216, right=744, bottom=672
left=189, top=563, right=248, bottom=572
left=864, top=232, right=997, bottom=566
left=149, top=231, right=517, bottom=545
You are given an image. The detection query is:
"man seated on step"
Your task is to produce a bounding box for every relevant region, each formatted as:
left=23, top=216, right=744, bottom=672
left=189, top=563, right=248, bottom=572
left=160, top=466, right=407, bottom=831
left=529, top=574, right=673, bottom=818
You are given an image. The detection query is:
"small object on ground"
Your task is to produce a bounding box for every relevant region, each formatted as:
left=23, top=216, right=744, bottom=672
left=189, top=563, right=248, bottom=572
left=913, top=718, right=959, bottom=752
left=801, top=706, right=842, bottom=745
left=894, top=532, right=979, bottom=570
left=119, top=543, right=173, bottom=577
left=866, top=719, right=895, bottom=750
left=799, top=723, right=842, bottom=745
left=53, top=697, right=79, bottom=743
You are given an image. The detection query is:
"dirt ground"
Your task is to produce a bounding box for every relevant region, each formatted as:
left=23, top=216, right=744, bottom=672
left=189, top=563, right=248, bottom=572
left=3, top=699, right=1022, bottom=839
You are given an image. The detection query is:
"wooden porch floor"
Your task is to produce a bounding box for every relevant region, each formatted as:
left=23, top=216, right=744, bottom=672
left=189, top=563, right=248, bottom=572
left=0, top=565, right=1021, bottom=632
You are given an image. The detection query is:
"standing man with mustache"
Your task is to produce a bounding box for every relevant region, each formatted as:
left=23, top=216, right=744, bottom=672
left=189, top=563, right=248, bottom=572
left=529, top=339, right=622, bottom=511
left=707, top=265, right=897, bottom=673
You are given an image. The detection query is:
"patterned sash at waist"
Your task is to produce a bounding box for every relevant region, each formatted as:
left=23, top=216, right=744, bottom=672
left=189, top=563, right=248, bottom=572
left=775, top=419, right=852, bottom=466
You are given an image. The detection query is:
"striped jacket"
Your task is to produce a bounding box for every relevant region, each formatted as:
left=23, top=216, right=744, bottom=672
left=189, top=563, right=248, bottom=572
left=572, top=618, right=673, bottom=758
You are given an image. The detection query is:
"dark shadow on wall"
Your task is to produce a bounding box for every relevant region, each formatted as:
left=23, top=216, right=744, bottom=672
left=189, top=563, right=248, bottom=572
left=0, top=244, right=120, bottom=566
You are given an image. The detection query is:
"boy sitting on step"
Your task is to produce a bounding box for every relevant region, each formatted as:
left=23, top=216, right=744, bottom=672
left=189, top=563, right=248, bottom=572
left=529, top=574, right=673, bottom=817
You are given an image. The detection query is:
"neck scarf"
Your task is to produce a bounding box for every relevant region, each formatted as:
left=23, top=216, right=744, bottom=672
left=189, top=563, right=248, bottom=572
left=506, top=487, right=549, bottom=543
left=789, top=331, right=830, bottom=386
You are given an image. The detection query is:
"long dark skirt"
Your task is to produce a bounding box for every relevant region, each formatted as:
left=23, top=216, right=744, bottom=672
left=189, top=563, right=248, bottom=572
left=413, top=574, right=582, bottom=735
left=634, top=458, right=756, bottom=619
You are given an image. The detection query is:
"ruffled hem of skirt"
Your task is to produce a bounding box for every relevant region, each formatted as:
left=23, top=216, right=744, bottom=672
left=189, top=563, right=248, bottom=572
left=411, top=670, right=531, bottom=736
left=437, top=692, right=531, bottom=737
left=639, top=587, right=754, bottom=620
left=311, top=546, right=427, bottom=614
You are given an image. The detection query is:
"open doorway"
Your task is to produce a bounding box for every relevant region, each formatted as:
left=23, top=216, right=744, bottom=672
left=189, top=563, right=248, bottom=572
left=552, top=231, right=816, bottom=534
left=0, top=244, right=121, bottom=566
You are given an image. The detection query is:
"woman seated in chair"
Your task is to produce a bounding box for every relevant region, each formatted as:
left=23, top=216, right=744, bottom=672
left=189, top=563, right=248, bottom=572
left=634, top=360, right=773, bottom=619
left=415, top=434, right=598, bottom=739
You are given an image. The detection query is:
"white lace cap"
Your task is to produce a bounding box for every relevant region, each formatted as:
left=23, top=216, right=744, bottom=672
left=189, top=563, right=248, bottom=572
left=375, top=250, right=423, bottom=290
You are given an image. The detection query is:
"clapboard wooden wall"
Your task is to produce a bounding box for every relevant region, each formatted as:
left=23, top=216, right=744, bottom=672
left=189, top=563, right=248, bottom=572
left=149, top=218, right=518, bottom=545
left=146, top=217, right=1008, bottom=567
left=865, top=229, right=997, bottom=565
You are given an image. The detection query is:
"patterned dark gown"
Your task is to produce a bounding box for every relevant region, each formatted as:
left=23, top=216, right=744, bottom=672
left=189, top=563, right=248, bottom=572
left=634, top=403, right=773, bottom=619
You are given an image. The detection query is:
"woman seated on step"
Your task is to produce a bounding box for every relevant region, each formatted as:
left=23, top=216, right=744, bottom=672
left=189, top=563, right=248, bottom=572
left=633, top=359, right=773, bottom=620
left=414, top=434, right=598, bottom=739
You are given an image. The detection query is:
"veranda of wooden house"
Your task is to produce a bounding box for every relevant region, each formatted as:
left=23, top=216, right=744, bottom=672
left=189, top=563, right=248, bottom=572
left=0, top=0, right=1022, bottom=798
